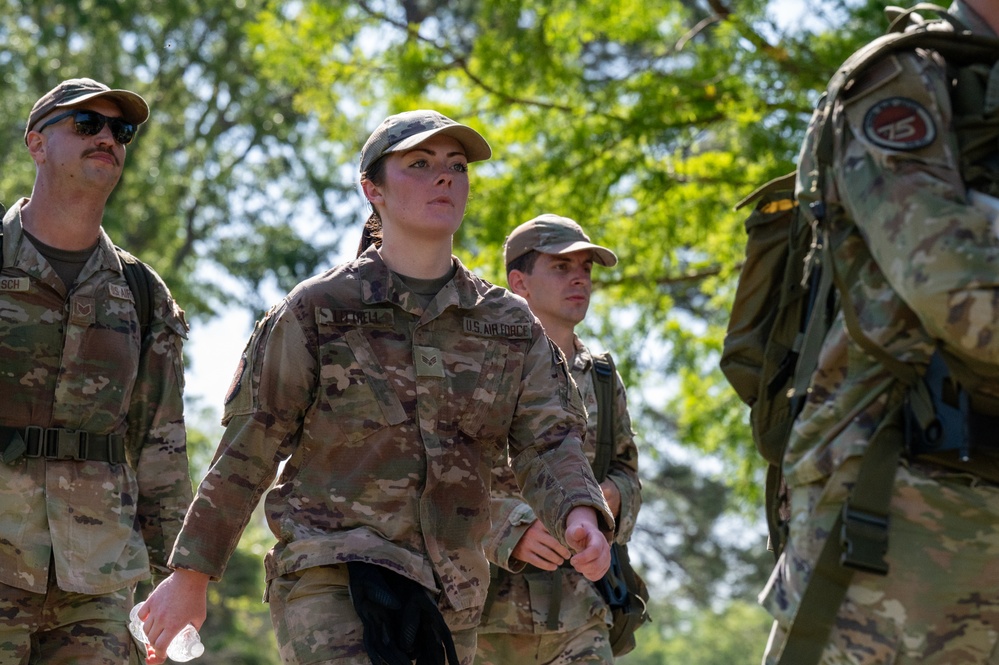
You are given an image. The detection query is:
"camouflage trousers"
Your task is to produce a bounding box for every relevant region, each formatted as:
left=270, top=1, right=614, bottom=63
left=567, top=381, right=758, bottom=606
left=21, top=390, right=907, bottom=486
left=0, top=572, right=139, bottom=665
left=267, top=564, right=478, bottom=665
left=760, top=459, right=999, bottom=664
left=474, top=616, right=613, bottom=665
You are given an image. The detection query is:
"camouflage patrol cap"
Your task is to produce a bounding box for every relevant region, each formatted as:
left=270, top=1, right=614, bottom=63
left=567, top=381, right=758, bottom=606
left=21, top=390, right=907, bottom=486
left=26, top=77, right=149, bottom=143
left=360, top=109, right=492, bottom=174
left=504, top=214, right=618, bottom=268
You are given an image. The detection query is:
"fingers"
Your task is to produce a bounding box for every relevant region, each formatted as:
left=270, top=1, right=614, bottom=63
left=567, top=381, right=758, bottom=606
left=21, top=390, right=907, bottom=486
left=511, top=520, right=571, bottom=568
left=567, top=523, right=611, bottom=581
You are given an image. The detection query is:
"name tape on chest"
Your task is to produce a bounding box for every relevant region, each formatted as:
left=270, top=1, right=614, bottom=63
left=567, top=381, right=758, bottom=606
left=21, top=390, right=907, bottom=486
left=109, top=283, right=134, bottom=302
left=462, top=317, right=531, bottom=339
left=316, top=307, right=395, bottom=328
left=0, top=276, right=28, bottom=292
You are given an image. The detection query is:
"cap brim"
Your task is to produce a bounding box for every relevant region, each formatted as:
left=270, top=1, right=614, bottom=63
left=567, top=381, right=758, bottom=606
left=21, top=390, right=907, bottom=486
left=537, top=240, right=618, bottom=267
left=56, top=89, right=149, bottom=126
left=386, top=125, right=491, bottom=163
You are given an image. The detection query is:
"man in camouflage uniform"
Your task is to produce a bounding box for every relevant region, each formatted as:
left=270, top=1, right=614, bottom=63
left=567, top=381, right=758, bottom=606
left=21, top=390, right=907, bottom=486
left=476, top=215, right=641, bottom=665
left=0, top=78, right=192, bottom=663
left=759, top=1, right=999, bottom=663
left=139, top=110, right=614, bottom=665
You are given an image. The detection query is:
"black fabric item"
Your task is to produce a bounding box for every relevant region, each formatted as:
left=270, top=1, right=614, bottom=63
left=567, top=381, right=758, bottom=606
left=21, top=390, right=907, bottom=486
left=346, top=562, right=459, bottom=665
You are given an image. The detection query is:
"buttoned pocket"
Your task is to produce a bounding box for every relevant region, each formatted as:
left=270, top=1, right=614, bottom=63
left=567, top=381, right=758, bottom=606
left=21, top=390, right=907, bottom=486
left=455, top=340, right=517, bottom=442
left=318, top=327, right=406, bottom=443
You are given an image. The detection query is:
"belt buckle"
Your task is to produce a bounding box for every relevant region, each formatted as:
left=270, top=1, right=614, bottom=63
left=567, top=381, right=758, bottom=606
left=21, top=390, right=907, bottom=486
left=49, top=429, right=88, bottom=461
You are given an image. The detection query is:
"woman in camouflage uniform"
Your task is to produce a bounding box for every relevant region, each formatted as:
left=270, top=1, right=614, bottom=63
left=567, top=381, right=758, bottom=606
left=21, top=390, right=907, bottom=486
left=138, top=110, right=614, bottom=665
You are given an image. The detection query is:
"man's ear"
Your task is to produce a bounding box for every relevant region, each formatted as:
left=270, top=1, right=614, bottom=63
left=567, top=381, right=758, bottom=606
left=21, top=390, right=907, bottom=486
left=507, top=269, right=529, bottom=298
left=25, top=131, right=46, bottom=164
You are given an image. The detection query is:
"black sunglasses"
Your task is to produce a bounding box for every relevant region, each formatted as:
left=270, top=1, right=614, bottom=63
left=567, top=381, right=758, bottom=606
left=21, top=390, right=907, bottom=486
left=36, top=109, right=137, bottom=145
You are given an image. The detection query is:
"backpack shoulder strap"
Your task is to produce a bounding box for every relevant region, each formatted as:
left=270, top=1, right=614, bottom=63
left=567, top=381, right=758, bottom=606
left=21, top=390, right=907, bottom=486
left=591, top=351, right=616, bottom=483
left=115, top=247, right=155, bottom=341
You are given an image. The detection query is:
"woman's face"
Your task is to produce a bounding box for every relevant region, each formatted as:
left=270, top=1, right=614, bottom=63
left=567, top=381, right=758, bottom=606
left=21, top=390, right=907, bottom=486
left=363, top=133, right=470, bottom=243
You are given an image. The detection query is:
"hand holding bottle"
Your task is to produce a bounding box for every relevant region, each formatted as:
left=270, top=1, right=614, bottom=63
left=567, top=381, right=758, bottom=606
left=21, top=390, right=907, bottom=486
left=129, top=601, right=205, bottom=662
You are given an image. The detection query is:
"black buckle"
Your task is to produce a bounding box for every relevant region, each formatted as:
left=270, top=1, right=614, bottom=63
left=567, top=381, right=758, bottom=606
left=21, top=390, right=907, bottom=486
left=840, top=502, right=890, bottom=576
left=45, top=429, right=88, bottom=461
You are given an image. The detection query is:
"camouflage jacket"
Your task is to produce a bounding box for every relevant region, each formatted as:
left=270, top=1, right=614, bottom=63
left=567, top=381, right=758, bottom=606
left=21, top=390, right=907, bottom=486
left=480, top=337, right=641, bottom=634
left=168, top=247, right=613, bottom=630
left=787, top=0, right=999, bottom=489
left=0, top=199, right=192, bottom=595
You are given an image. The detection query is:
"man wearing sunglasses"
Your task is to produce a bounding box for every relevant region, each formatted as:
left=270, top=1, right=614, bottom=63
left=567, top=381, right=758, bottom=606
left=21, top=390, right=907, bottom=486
left=0, top=78, right=192, bottom=663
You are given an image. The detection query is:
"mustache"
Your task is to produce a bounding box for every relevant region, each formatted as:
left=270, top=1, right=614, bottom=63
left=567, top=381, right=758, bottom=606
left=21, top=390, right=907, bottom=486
left=83, top=146, right=120, bottom=167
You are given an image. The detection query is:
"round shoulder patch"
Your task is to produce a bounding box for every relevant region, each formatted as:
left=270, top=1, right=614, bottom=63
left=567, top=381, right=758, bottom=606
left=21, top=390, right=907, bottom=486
left=862, top=97, right=936, bottom=150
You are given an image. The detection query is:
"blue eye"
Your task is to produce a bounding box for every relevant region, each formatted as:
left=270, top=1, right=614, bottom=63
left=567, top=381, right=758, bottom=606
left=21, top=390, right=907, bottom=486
left=451, top=162, right=468, bottom=173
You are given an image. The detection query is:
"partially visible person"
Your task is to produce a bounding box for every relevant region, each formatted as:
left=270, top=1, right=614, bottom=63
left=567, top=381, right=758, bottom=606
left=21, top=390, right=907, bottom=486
left=757, top=1, right=999, bottom=663
left=476, top=215, right=641, bottom=665
left=0, top=77, right=192, bottom=663
left=137, top=110, right=614, bottom=665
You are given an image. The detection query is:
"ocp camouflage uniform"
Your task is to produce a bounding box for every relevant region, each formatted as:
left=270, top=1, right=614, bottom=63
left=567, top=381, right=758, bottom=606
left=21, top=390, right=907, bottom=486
left=168, top=246, right=614, bottom=664
left=0, top=200, right=192, bottom=661
left=477, top=338, right=640, bottom=665
left=760, top=3, right=999, bottom=663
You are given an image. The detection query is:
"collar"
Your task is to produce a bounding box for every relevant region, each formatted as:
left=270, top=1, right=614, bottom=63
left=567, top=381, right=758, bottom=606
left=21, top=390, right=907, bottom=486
left=2, top=198, right=123, bottom=275
left=356, top=245, right=486, bottom=315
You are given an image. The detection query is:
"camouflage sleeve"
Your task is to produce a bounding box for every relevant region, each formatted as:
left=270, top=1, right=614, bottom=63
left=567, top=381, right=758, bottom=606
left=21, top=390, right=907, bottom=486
left=508, top=333, right=614, bottom=547
left=170, top=301, right=315, bottom=579
left=126, top=272, right=193, bottom=583
left=833, top=50, right=999, bottom=368
left=484, top=460, right=535, bottom=571
left=606, top=369, right=642, bottom=543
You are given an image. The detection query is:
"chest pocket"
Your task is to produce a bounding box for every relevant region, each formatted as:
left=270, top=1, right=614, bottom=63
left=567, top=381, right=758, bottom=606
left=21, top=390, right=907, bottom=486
left=455, top=340, right=517, bottom=442
left=318, top=327, right=406, bottom=443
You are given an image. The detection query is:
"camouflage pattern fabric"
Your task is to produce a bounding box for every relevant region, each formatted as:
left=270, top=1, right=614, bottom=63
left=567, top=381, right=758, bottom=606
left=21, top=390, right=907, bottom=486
left=762, top=460, right=999, bottom=663
left=761, top=2, right=999, bottom=662
left=479, top=339, right=640, bottom=647
left=0, top=577, right=140, bottom=664
left=266, top=564, right=479, bottom=665
left=169, top=247, right=613, bottom=632
left=476, top=616, right=613, bottom=665
left=0, top=199, right=192, bottom=597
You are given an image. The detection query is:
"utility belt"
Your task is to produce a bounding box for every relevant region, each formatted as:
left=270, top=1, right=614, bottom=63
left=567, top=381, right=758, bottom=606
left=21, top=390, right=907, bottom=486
left=904, top=353, right=999, bottom=482
left=0, top=426, right=125, bottom=465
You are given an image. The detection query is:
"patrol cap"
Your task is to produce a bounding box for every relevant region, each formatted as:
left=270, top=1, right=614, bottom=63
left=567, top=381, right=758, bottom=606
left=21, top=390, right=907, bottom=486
left=504, top=214, right=618, bottom=268
left=360, top=109, right=491, bottom=174
left=25, top=78, right=149, bottom=143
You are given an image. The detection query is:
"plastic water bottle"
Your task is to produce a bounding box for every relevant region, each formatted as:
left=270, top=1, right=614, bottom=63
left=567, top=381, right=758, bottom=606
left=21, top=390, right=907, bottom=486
left=129, top=602, right=205, bottom=662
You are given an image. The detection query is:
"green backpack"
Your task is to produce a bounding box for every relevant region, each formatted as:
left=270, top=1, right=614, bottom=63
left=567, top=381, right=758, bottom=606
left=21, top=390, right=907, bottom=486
left=719, top=172, right=817, bottom=557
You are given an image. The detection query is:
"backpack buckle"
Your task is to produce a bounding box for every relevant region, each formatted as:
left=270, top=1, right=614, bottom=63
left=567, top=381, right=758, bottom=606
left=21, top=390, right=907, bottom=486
left=839, top=501, right=890, bottom=576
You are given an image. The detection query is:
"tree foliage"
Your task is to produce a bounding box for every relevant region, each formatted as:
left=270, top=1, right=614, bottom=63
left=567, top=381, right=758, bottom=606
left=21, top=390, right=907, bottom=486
left=0, top=0, right=353, bottom=317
